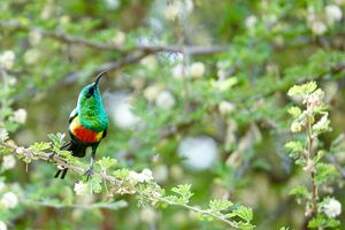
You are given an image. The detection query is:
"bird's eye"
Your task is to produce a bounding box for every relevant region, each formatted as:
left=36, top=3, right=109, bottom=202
left=86, top=87, right=94, bottom=98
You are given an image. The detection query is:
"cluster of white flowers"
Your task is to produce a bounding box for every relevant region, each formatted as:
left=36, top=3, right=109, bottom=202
left=140, top=55, right=158, bottom=71
left=12, top=108, right=27, bottom=124
left=322, top=198, right=342, bottom=218
left=143, top=84, right=163, bottom=102
left=0, top=192, right=18, bottom=209
left=104, top=0, right=120, bottom=10
left=155, top=90, right=176, bottom=110
left=0, top=50, right=15, bottom=70
left=218, top=101, right=236, bottom=115
left=28, top=30, right=42, bottom=46
left=307, top=4, right=343, bottom=35
left=128, top=168, right=153, bottom=184
left=24, top=49, right=41, bottom=65
left=189, top=62, right=206, bottom=79
left=112, top=31, right=126, bottom=47
left=1, top=155, right=16, bottom=170
left=108, top=93, right=141, bottom=130
left=178, top=136, right=218, bottom=170
left=171, top=62, right=206, bottom=79
left=0, top=181, right=5, bottom=192
left=245, top=15, right=257, bottom=30
left=74, top=181, right=89, bottom=196
left=0, top=221, right=7, bottom=230
left=325, top=4, right=343, bottom=24
left=0, top=128, right=9, bottom=142
left=140, top=207, right=157, bottom=223
left=163, top=0, right=193, bottom=21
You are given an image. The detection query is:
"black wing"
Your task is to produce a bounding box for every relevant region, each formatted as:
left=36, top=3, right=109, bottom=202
left=68, top=108, right=78, bottom=124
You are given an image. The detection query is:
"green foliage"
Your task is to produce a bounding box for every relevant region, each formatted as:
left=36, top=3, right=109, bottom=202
left=0, top=0, right=345, bottom=229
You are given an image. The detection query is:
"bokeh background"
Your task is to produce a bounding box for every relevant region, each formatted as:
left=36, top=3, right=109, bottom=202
left=0, top=0, right=345, bottom=229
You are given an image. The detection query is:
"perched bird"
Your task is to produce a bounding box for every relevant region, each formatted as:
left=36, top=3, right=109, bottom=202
left=54, top=72, right=109, bottom=179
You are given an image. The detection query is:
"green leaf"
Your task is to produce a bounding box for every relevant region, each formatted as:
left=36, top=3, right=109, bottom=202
left=288, top=185, right=310, bottom=199
left=315, top=163, right=338, bottom=185
left=288, top=106, right=302, bottom=118
left=29, top=142, right=51, bottom=152
left=171, top=184, right=193, bottom=205
left=227, top=206, right=253, bottom=223
left=209, top=199, right=233, bottom=212
left=288, top=81, right=317, bottom=97
left=97, top=156, right=117, bottom=170
left=308, top=214, right=340, bottom=228
left=89, top=175, right=103, bottom=193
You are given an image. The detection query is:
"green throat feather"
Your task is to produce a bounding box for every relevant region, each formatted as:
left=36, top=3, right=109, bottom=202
left=77, top=83, right=108, bottom=132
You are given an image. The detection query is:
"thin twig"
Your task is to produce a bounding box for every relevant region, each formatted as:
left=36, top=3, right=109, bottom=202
left=0, top=20, right=226, bottom=55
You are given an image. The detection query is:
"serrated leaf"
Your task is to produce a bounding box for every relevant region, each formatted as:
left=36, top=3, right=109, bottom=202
left=209, top=199, right=233, bottom=212
left=227, top=206, right=253, bottom=223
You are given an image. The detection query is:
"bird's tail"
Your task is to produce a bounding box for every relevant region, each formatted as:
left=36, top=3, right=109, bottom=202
left=54, top=141, right=87, bottom=179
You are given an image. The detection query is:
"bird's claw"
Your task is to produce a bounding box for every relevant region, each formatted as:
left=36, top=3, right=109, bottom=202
left=48, top=152, right=56, bottom=161
left=84, top=168, right=94, bottom=181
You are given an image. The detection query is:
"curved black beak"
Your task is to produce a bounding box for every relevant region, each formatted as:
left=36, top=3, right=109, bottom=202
left=94, top=71, right=107, bottom=86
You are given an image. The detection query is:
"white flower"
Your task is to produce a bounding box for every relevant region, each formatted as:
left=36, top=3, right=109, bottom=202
left=24, top=49, right=41, bottom=65
left=323, top=198, right=342, bottom=218
left=155, top=90, right=176, bottom=110
left=245, top=15, right=257, bottom=29
left=112, top=31, right=126, bottom=47
left=0, top=50, right=15, bottom=70
left=7, top=77, right=17, bottom=86
left=140, top=207, right=157, bottom=223
left=29, top=30, right=42, bottom=46
left=290, top=121, right=303, bottom=133
left=143, top=84, right=163, bottom=102
left=74, top=181, right=89, bottom=196
left=2, top=155, right=16, bottom=170
left=310, top=21, right=327, bottom=35
left=325, top=5, right=343, bottom=24
left=164, top=2, right=181, bottom=21
left=0, top=128, right=9, bottom=142
left=218, top=101, right=236, bottom=115
left=178, top=136, right=218, bottom=170
left=0, top=221, right=7, bottom=230
left=164, top=0, right=193, bottom=21
left=140, top=55, right=157, bottom=70
left=112, top=101, right=140, bottom=130
left=189, top=62, right=205, bottom=79
left=153, top=165, right=169, bottom=183
left=128, top=169, right=153, bottom=183
left=0, top=192, right=18, bottom=209
left=104, top=0, right=120, bottom=10
left=172, top=64, right=185, bottom=80
left=13, top=108, right=27, bottom=124
left=0, top=181, right=5, bottom=192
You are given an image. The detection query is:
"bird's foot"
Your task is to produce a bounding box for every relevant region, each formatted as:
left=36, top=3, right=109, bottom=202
left=48, top=152, right=56, bottom=161
left=84, top=167, right=94, bottom=181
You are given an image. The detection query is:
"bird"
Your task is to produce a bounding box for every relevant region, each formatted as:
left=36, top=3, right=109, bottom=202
left=54, top=72, right=109, bottom=180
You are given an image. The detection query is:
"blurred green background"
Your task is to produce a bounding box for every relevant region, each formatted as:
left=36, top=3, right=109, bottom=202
left=0, top=0, right=345, bottom=229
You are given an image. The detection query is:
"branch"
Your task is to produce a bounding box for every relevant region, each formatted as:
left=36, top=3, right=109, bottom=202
left=0, top=20, right=226, bottom=55
left=0, top=140, right=251, bottom=229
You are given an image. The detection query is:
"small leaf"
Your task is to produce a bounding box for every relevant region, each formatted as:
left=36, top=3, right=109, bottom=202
left=209, top=199, right=233, bottom=212
left=288, top=106, right=302, bottom=118
left=227, top=206, right=253, bottom=223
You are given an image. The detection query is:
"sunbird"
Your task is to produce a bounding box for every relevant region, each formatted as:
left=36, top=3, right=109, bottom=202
left=54, top=72, right=109, bottom=179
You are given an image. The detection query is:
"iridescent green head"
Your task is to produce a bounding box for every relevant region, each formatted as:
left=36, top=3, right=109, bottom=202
left=77, top=72, right=109, bottom=131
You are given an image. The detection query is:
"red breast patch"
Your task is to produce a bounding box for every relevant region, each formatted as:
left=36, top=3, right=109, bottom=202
left=74, top=126, right=99, bottom=143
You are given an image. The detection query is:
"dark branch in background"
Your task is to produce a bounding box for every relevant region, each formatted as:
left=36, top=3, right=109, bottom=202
left=0, top=20, right=226, bottom=55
